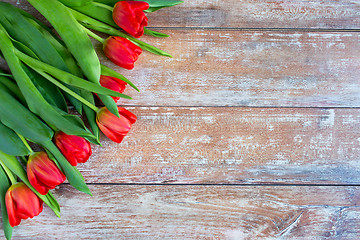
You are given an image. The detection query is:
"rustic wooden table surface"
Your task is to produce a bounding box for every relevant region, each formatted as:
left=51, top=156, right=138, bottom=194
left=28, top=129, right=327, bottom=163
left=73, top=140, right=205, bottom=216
left=1, top=0, right=360, bottom=239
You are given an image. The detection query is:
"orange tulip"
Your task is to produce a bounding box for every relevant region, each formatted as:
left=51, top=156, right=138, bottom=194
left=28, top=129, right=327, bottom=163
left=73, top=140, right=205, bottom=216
left=27, top=152, right=66, bottom=195
left=96, top=107, right=137, bottom=143
left=5, top=182, right=43, bottom=227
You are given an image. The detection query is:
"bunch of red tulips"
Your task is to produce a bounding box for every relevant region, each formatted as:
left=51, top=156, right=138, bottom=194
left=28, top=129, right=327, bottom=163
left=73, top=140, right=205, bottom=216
left=0, top=0, right=182, bottom=239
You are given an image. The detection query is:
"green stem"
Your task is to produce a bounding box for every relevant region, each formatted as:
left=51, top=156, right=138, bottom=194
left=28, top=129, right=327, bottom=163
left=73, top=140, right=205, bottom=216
left=33, top=69, right=100, bottom=112
left=82, top=26, right=105, bottom=43
left=68, top=8, right=172, bottom=57
left=92, top=2, right=114, bottom=11
left=0, top=160, right=17, bottom=185
left=15, top=49, right=129, bottom=103
left=16, top=133, right=34, bottom=154
left=0, top=72, right=12, bottom=77
left=43, top=141, right=92, bottom=196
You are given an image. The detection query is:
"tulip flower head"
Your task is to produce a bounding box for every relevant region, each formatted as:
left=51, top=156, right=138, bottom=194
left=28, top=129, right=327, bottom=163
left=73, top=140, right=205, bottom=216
left=103, top=36, right=142, bottom=70
left=99, top=75, right=128, bottom=103
left=96, top=107, right=137, bottom=143
left=113, top=1, right=149, bottom=38
left=5, top=182, right=43, bottom=227
left=54, top=131, right=92, bottom=166
left=27, top=152, right=66, bottom=195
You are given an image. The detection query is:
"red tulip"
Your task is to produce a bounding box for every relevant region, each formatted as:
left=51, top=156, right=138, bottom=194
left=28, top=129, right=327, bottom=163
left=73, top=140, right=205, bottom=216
left=27, top=152, right=66, bottom=195
left=96, top=107, right=137, bottom=143
left=113, top=1, right=149, bottom=38
left=54, top=131, right=92, bottom=166
left=103, top=36, right=142, bottom=70
left=99, top=75, right=127, bottom=103
left=5, top=182, right=43, bottom=227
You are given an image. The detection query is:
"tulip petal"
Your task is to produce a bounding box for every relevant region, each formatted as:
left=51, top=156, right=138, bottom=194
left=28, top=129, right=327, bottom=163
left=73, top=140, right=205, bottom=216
left=128, top=1, right=150, bottom=11
left=113, top=1, right=149, bottom=38
left=103, top=36, right=142, bottom=70
left=96, top=107, right=136, bottom=143
left=5, top=190, right=20, bottom=227
left=118, top=107, right=137, bottom=124
left=99, top=75, right=127, bottom=102
left=5, top=183, right=43, bottom=227
left=27, top=152, right=66, bottom=195
left=54, top=132, right=92, bottom=166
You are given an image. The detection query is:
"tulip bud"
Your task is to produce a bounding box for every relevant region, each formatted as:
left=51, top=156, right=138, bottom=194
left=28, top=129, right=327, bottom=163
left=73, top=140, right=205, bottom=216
left=5, top=182, right=43, bottom=227
left=113, top=1, right=149, bottom=38
left=54, top=131, right=92, bottom=166
left=96, top=107, right=137, bottom=143
left=103, top=36, right=142, bottom=70
left=27, top=152, right=66, bottom=195
left=99, top=75, right=127, bottom=103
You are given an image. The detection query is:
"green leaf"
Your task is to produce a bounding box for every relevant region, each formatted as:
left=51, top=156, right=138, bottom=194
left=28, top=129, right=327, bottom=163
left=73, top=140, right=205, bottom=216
left=0, top=3, right=70, bottom=72
left=18, top=53, right=132, bottom=101
left=72, top=2, right=118, bottom=28
left=46, top=191, right=61, bottom=214
left=139, top=0, right=184, bottom=8
left=0, top=26, right=96, bottom=141
left=26, top=0, right=100, bottom=85
left=58, top=0, right=93, bottom=7
left=25, top=17, right=85, bottom=114
left=43, top=141, right=92, bottom=196
left=17, top=9, right=63, bottom=45
left=0, top=82, right=53, bottom=144
left=0, top=121, right=31, bottom=156
left=81, top=90, right=101, bottom=145
left=0, top=150, right=61, bottom=217
left=0, top=165, right=13, bottom=240
left=0, top=75, right=26, bottom=104
left=17, top=1, right=120, bottom=117
left=91, top=0, right=117, bottom=6
left=0, top=3, right=84, bottom=114
left=144, top=28, right=169, bottom=38
left=145, top=6, right=163, bottom=12
left=17, top=51, right=132, bottom=99
left=27, top=17, right=82, bottom=76
left=101, top=64, right=139, bottom=92
left=24, top=66, right=68, bottom=112
left=69, top=8, right=172, bottom=57
left=94, top=0, right=183, bottom=9
left=53, top=107, right=100, bottom=145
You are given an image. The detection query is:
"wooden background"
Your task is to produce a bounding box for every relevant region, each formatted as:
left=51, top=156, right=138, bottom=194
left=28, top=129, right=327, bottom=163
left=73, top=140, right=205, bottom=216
left=1, top=0, right=360, bottom=239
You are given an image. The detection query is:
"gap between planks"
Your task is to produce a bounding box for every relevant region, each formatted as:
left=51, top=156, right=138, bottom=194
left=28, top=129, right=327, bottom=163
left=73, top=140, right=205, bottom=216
left=83, top=183, right=360, bottom=187
left=111, top=105, right=360, bottom=109
left=147, top=27, right=360, bottom=33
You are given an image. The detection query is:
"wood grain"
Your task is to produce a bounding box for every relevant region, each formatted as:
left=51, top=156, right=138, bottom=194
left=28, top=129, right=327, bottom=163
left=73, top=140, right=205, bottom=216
left=76, top=107, right=360, bottom=185
left=149, top=0, right=360, bottom=29
left=97, top=30, right=360, bottom=107
left=1, top=0, right=360, bottom=239
left=5, top=0, right=360, bottom=29
left=1, top=185, right=359, bottom=239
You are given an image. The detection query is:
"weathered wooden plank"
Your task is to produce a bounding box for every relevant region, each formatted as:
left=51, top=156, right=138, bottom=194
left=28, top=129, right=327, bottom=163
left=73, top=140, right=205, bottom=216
left=75, top=107, right=360, bottom=184
left=149, top=0, right=360, bottom=29
left=1, top=185, right=359, bottom=239
left=96, top=30, right=360, bottom=107
left=5, top=0, right=360, bottom=29
left=3, top=30, right=359, bottom=107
